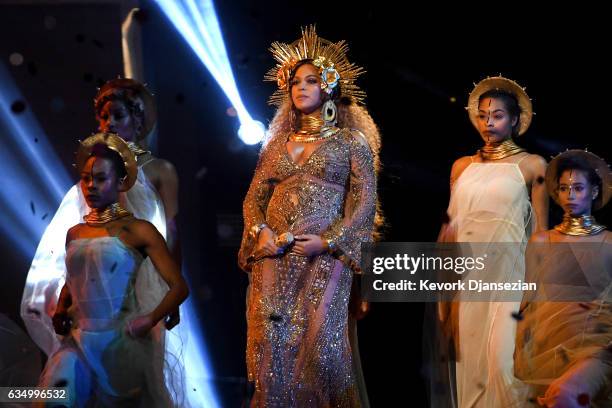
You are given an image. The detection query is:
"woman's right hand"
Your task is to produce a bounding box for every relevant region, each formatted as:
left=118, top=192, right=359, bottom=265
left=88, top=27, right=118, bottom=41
left=52, top=310, right=71, bottom=335
left=255, top=227, right=282, bottom=257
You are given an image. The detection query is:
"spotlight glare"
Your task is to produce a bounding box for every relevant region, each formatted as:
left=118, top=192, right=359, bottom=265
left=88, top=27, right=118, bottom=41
left=238, top=120, right=266, bottom=145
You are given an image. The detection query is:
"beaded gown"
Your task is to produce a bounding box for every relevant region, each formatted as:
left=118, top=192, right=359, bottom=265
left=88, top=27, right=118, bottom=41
left=238, top=128, right=376, bottom=407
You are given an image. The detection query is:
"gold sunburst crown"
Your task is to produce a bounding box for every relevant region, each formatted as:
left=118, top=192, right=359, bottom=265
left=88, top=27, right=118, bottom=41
left=264, top=25, right=366, bottom=106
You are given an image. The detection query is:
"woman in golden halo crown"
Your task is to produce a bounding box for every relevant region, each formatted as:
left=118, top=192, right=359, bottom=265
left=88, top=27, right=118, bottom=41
left=434, top=76, right=549, bottom=407
left=37, top=133, right=189, bottom=407
left=238, top=25, right=380, bottom=407
left=515, top=149, right=612, bottom=407
left=21, top=79, right=188, bottom=405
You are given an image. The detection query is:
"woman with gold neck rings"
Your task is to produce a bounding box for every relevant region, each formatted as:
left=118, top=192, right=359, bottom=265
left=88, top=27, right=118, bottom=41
left=21, top=79, right=181, bottom=370
left=238, top=26, right=381, bottom=407
left=437, top=77, right=549, bottom=407
left=95, top=78, right=180, bottom=263
left=94, top=79, right=181, bottom=333
left=515, top=150, right=612, bottom=407
left=37, top=133, right=189, bottom=407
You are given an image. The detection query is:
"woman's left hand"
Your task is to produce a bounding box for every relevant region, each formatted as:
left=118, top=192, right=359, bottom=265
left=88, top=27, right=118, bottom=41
left=292, top=234, right=326, bottom=257
left=126, top=314, right=155, bottom=338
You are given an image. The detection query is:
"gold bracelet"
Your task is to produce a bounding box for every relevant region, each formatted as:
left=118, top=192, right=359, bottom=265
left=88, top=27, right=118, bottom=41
left=250, top=223, right=268, bottom=239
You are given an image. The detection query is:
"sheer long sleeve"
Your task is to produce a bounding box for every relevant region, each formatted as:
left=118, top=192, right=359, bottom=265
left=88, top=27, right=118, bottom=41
left=238, top=142, right=277, bottom=271
left=322, top=130, right=376, bottom=272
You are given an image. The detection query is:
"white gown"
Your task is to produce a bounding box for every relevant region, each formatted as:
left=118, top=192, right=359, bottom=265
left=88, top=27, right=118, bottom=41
left=21, top=167, right=167, bottom=355
left=447, top=156, right=533, bottom=407
left=21, top=166, right=188, bottom=406
left=39, top=236, right=172, bottom=407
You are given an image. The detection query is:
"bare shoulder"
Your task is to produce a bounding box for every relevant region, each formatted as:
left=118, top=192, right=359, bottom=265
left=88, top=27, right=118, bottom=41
left=144, top=158, right=178, bottom=188
left=128, top=219, right=161, bottom=237
left=529, top=229, right=550, bottom=243
left=452, top=155, right=473, bottom=170
left=66, top=223, right=84, bottom=244
left=67, top=223, right=83, bottom=236
left=149, top=158, right=177, bottom=177
left=523, top=153, right=547, bottom=172
left=519, top=153, right=547, bottom=185
left=450, top=155, right=473, bottom=181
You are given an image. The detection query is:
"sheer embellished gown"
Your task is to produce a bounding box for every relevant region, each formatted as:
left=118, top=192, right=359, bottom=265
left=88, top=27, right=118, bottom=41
left=239, top=128, right=376, bottom=407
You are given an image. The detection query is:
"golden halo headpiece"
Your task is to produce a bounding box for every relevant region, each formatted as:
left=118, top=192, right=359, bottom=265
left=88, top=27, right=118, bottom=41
left=94, top=78, right=157, bottom=140
left=264, top=25, right=365, bottom=106
left=467, top=76, right=533, bottom=136
left=546, top=149, right=611, bottom=211
left=76, top=133, right=138, bottom=192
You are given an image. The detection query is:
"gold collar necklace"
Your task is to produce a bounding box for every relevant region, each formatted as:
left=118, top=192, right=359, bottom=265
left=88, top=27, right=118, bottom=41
left=289, top=113, right=338, bottom=143
left=554, top=214, right=606, bottom=236
left=84, top=202, right=132, bottom=226
left=479, top=138, right=525, bottom=161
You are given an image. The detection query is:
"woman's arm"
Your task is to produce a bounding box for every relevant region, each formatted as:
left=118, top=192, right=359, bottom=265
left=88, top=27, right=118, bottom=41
left=149, top=158, right=179, bottom=223
left=52, top=285, right=72, bottom=335
left=319, top=130, right=377, bottom=271
left=437, top=156, right=472, bottom=242
left=127, top=221, right=189, bottom=337
left=238, top=141, right=280, bottom=271
left=527, top=154, right=549, bottom=233
left=52, top=227, right=79, bottom=335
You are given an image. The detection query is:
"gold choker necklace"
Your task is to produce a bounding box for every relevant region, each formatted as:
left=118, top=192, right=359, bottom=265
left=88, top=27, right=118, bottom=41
left=479, top=139, right=525, bottom=161
left=554, top=214, right=606, bottom=236
left=84, top=203, right=132, bottom=226
left=289, top=113, right=338, bottom=143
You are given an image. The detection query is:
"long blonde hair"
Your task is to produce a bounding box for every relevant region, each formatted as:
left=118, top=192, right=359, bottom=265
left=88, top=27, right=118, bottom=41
left=264, top=99, right=385, bottom=239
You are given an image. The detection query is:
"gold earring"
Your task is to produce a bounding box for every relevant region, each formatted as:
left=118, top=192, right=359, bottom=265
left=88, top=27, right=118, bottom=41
left=322, top=100, right=337, bottom=125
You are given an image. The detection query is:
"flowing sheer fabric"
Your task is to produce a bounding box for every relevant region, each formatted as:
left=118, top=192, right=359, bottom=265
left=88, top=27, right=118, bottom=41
left=0, top=314, right=42, bottom=388
left=239, top=129, right=376, bottom=407
left=38, top=237, right=172, bottom=407
left=436, top=158, right=534, bottom=408
left=515, top=238, right=612, bottom=407
left=21, top=168, right=188, bottom=406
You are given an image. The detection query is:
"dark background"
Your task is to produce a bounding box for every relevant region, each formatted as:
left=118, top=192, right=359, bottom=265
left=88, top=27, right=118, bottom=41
left=0, top=1, right=610, bottom=406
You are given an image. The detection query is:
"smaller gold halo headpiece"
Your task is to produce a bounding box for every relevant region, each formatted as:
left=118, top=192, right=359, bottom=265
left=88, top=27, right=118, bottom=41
left=76, top=133, right=138, bottom=192
left=467, top=76, right=533, bottom=136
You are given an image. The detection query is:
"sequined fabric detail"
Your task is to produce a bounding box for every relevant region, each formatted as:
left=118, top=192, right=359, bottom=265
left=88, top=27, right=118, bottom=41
left=239, top=128, right=376, bottom=406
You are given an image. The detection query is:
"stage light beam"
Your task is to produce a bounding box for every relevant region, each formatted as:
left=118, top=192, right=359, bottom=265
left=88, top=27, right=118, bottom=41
left=154, top=0, right=265, bottom=145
